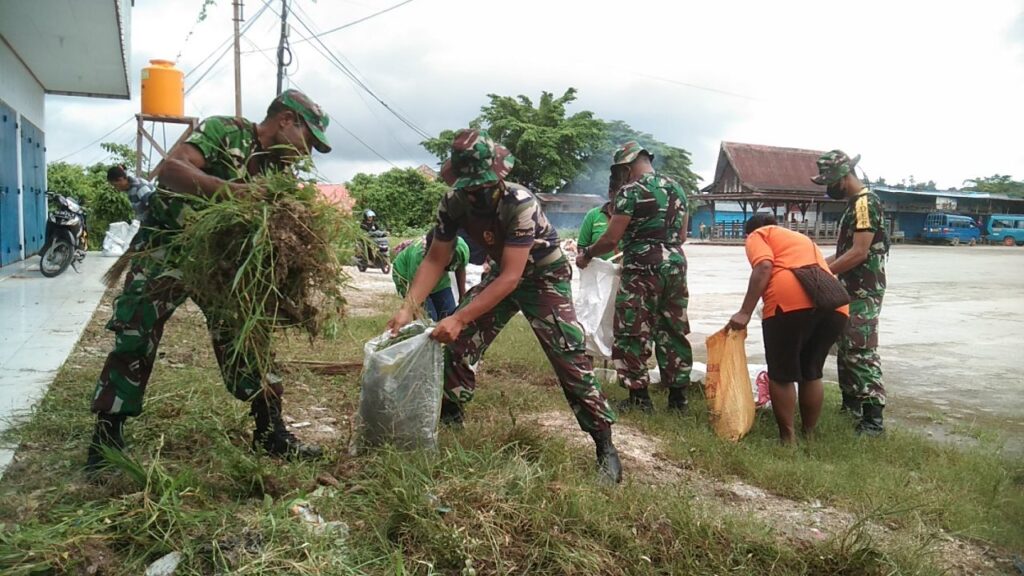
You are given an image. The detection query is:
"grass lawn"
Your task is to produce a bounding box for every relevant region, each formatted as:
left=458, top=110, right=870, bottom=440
left=0, top=291, right=1021, bottom=575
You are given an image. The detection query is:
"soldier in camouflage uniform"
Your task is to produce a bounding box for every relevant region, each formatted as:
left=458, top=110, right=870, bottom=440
left=576, top=141, right=692, bottom=414
left=812, top=150, right=889, bottom=436
left=387, top=129, right=622, bottom=484
left=86, top=90, right=333, bottom=472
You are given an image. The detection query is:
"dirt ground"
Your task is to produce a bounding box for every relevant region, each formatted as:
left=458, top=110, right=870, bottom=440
left=532, top=410, right=1010, bottom=575
left=345, top=243, right=1024, bottom=450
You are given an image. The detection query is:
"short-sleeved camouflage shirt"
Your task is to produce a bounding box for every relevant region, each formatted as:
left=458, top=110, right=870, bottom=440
left=836, top=189, right=889, bottom=298
left=612, top=171, right=688, bottom=270
left=150, top=116, right=269, bottom=230
left=433, top=182, right=561, bottom=275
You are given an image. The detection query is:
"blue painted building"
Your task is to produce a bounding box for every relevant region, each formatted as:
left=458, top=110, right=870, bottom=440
left=0, top=1, right=132, bottom=268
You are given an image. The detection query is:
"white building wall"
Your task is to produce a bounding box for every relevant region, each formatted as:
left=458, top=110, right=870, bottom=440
left=0, top=39, right=45, bottom=127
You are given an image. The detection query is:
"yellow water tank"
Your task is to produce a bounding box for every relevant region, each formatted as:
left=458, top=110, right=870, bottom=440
left=141, top=59, right=185, bottom=116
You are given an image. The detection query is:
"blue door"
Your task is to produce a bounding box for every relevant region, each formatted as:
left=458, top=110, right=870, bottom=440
left=20, top=118, right=46, bottom=256
left=0, top=101, right=20, bottom=266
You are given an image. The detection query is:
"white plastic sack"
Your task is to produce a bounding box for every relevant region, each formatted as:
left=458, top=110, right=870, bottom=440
left=574, top=258, right=621, bottom=359
left=354, top=322, right=443, bottom=452
left=101, top=220, right=140, bottom=257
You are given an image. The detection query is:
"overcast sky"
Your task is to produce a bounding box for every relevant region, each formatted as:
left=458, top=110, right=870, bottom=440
left=46, top=0, right=1024, bottom=190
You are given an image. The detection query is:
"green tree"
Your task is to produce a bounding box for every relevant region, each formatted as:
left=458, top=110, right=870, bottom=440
left=422, top=88, right=606, bottom=193
left=347, top=168, right=448, bottom=234
left=963, top=174, right=1024, bottom=198
left=562, top=120, right=701, bottom=197
left=422, top=89, right=701, bottom=198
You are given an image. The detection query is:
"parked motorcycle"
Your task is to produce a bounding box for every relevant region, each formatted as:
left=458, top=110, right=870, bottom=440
left=355, top=229, right=391, bottom=273
left=39, top=192, right=88, bottom=277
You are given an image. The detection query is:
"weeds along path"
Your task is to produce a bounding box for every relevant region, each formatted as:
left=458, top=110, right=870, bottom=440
left=532, top=411, right=1004, bottom=575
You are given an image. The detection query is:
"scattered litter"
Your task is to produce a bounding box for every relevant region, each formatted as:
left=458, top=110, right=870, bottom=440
left=290, top=500, right=349, bottom=541
left=289, top=421, right=312, bottom=429
left=144, top=551, right=182, bottom=576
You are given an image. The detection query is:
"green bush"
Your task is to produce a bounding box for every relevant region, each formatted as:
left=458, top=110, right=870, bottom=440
left=347, top=168, right=448, bottom=235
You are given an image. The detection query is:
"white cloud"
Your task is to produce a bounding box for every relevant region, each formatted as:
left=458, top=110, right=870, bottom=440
left=44, top=0, right=1024, bottom=189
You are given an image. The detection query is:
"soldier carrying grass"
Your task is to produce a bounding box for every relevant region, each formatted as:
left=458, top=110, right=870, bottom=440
left=85, top=90, right=333, bottom=473
left=386, top=129, right=623, bottom=484
left=576, top=141, right=693, bottom=415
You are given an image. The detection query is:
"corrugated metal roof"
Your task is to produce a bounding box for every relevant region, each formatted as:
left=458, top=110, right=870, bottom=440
left=720, top=141, right=827, bottom=194
left=872, top=185, right=1024, bottom=202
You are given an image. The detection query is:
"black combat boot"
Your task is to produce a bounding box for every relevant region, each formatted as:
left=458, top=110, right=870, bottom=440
left=617, top=388, right=654, bottom=414
left=667, top=387, right=689, bottom=414
left=439, top=398, right=464, bottom=428
left=591, top=427, right=623, bottom=485
left=85, top=413, right=127, bottom=473
left=840, top=392, right=863, bottom=418
left=251, top=394, right=323, bottom=459
left=855, top=403, right=885, bottom=437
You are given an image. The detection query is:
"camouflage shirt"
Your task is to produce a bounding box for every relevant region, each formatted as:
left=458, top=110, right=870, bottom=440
left=433, top=182, right=562, bottom=275
left=150, top=116, right=272, bottom=230
left=612, top=171, right=688, bottom=270
left=836, top=189, right=889, bottom=298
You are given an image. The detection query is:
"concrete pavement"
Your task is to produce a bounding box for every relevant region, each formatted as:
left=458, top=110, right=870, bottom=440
left=0, top=253, right=114, bottom=475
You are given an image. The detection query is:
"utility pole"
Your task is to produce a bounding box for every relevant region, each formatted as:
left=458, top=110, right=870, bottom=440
left=276, top=0, right=289, bottom=95
left=232, top=0, right=243, bottom=117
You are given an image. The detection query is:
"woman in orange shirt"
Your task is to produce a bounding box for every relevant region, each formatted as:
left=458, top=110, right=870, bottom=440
left=728, top=214, right=849, bottom=443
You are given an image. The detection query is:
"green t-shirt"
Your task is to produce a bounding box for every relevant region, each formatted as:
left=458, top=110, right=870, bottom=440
left=577, top=204, right=615, bottom=260
left=392, top=236, right=470, bottom=296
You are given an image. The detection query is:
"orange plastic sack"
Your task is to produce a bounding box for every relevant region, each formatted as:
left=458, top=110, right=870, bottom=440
left=704, top=328, right=756, bottom=441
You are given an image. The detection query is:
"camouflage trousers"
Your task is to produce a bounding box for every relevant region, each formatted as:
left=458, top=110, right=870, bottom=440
left=444, top=259, right=616, bottom=433
left=837, top=294, right=886, bottom=406
left=91, top=245, right=275, bottom=417
left=613, top=262, right=692, bottom=390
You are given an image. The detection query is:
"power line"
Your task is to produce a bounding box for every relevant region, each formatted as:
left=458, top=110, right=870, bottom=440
left=291, top=0, right=412, bottom=45
left=241, top=35, right=398, bottom=167
left=53, top=118, right=134, bottom=162
left=280, top=1, right=432, bottom=140
left=242, top=0, right=413, bottom=53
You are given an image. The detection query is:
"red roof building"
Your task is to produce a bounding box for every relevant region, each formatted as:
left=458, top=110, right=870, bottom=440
left=317, top=184, right=356, bottom=214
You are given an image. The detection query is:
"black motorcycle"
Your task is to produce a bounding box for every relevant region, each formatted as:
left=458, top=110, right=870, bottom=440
left=39, top=192, right=88, bottom=277
left=355, top=229, right=391, bottom=273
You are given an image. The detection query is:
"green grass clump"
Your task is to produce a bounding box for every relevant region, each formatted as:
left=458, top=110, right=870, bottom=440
left=0, top=307, right=1020, bottom=574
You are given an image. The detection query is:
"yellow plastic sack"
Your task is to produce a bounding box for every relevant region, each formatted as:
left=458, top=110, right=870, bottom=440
left=704, top=328, right=756, bottom=441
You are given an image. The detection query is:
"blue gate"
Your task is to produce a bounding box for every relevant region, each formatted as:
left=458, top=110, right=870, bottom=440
left=0, top=101, right=20, bottom=266
left=20, top=117, right=45, bottom=256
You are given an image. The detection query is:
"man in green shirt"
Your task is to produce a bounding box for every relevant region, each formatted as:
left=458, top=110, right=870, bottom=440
left=577, top=172, right=624, bottom=260
left=392, top=231, right=470, bottom=321
left=86, top=90, right=332, bottom=473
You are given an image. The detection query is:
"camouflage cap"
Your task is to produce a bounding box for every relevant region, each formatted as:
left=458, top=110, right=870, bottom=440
left=811, top=149, right=860, bottom=186
left=439, top=129, right=516, bottom=189
left=611, top=140, right=653, bottom=166
left=271, top=89, right=332, bottom=153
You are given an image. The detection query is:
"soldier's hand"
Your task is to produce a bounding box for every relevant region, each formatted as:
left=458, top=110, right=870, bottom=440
left=727, top=311, right=751, bottom=331
left=386, top=306, right=415, bottom=336
left=431, top=315, right=466, bottom=344
left=575, top=252, right=591, bottom=269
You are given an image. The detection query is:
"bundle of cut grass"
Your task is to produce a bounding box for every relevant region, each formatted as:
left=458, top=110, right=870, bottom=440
left=108, top=172, right=356, bottom=377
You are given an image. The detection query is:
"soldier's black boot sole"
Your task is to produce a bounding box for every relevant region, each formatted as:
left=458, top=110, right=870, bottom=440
left=855, top=403, right=885, bottom=437
left=251, top=394, right=323, bottom=459
left=592, top=428, right=623, bottom=485
left=667, top=387, right=689, bottom=414
left=617, top=388, right=654, bottom=414
left=85, top=413, right=126, bottom=474
left=439, top=399, right=464, bottom=429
